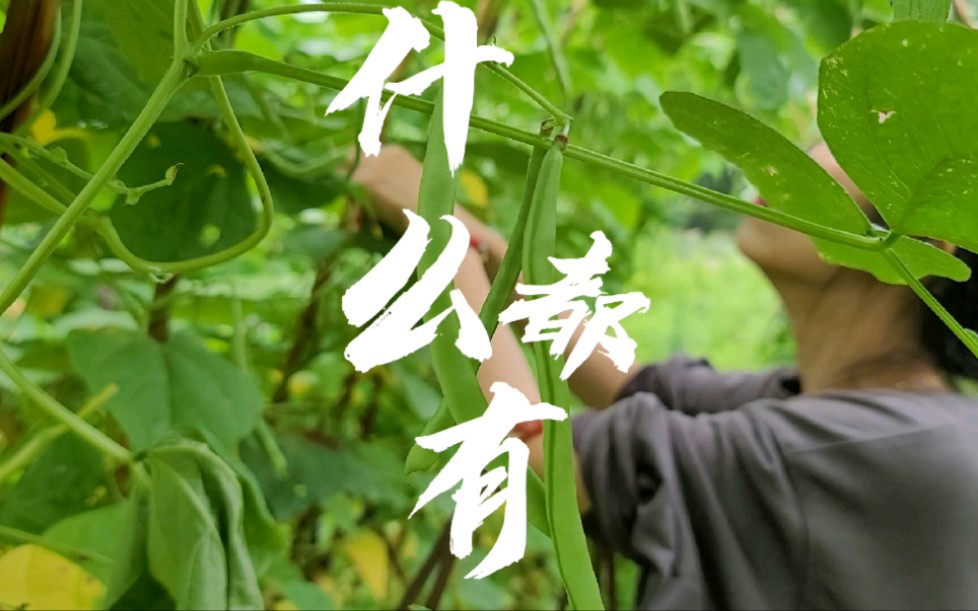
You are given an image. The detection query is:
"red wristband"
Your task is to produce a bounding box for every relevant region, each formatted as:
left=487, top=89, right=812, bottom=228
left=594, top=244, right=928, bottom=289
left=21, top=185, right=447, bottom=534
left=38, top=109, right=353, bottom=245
left=469, top=234, right=490, bottom=264
left=511, top=420, right=544, bottom=441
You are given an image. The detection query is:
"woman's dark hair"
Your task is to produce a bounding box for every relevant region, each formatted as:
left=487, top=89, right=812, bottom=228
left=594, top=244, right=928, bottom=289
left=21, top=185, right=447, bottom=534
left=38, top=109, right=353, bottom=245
left=867, top=208, right=978, bottom=381
left=920, top=248, right=978, bottom=382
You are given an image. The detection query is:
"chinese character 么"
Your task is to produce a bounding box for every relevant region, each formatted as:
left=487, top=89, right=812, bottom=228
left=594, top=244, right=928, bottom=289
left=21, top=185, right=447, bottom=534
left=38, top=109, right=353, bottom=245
left=325, top=1, right=514, bottom=173
left=499, top=231, right=651, bottom=380
left=411, top=382, right=567, bottom=579
left=342, top=209, right=491, bottom=372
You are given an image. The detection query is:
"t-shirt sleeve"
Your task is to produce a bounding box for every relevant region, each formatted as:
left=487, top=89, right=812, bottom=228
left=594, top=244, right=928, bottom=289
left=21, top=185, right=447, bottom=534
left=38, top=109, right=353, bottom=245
left=575, top=391, right=805, bottom=609
left=615, top=353, right=800, bottom=414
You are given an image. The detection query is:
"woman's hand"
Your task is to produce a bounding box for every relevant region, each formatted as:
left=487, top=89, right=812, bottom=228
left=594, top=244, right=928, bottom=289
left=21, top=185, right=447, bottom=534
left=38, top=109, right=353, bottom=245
left=349, top=144, right=509, bottom=274
left=350, top=145, right=426, bottom=233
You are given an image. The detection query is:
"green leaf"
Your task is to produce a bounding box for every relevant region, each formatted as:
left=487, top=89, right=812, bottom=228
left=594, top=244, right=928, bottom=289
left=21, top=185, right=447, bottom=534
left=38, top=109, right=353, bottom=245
left=44, top=503, right=129, bottom=583
left=819, top=22, right=978, bottom=252
left=241, top=433, right=407, bottom=521
left=891, top=0, right=951, bottom=21
left=109, top=122, right=257, bottom=262
left=101, top=488, right=155, bottom=609
left=783, top=0, right=854, bottom=50
left=820, top=235, right=970, bottom=283
left=106, top=442, right=272, bottom=610
left=52, top=3, right=259, bottom=129
left=67, top=329, right=263, bottom=453
left=143, top=441, right=264, bottom=609
left=92, top=0, right=175, bottom=83
left=736, top=24, right=790, bottom=111
left=662, top=92, right=867, bottom=230
left=0, top=435, right=108, bottom=534
left=261, top=160, right=344, bottom=216
left=660, top=91, right=970, bottom=282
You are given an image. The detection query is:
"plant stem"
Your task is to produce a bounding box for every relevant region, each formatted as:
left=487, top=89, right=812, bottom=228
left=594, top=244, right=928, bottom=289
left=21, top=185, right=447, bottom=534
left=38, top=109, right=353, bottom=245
left=884, top=249, right=978, bottom=358
left=0, top=60, right=188, bottom=314
left=16, top=0, right=84, bottom=137
left=0, top=134, right=177, bottom=199
left=528, top=0, right=573, bottom=100
left=0, top=155, right=66, bottom=214
left=196, top=49, right=885, bottom=254
left=0, top=7, right=61, bottom=124
left=0, top=524, right=112, bottom=565
left=0, top=383, right=118, bottom=484
left=191, top=2, right=573, bottom=125
left=0, top=347, right=131, bottom=464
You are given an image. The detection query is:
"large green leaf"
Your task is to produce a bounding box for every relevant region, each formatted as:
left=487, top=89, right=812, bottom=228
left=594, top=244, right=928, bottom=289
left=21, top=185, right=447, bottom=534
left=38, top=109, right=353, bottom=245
left=52, top=1, right=258, bottom=129
left=104, top=441, right=269, bottom=610
left=891, top=0, right=951, bottom=21
left=660, top=91, right=970, bottom=283
left=819, top=22, right=978, bottom=253
left=736, top=23, right=790, bottom=111
left=783, top=0, right=853, bottom=50
left=240, top=433, right=407, bottom=521
left=0, top=435, right=109, bottom=534
left=67, top=329, right=263, bottom=453
left=44, top=503, right=130, bottom=583
left=109, top=122, right=257, bottom=262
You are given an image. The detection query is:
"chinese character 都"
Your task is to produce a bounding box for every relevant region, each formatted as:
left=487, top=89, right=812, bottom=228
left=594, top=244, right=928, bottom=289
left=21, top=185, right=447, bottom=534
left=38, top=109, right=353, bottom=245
left=498, top=230, right=651, bottom=380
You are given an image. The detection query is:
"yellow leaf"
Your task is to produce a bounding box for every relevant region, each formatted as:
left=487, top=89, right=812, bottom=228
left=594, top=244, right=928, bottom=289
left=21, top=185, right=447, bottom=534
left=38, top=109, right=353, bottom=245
left=0, top=544, right=104, bottom=610
left=312, top=574, right=342, bottom=608
left=287, top=370, right=319, bottom=398
left=341, top=530, right=389, bottom=601
left=459, top=169, right=488, bottom=208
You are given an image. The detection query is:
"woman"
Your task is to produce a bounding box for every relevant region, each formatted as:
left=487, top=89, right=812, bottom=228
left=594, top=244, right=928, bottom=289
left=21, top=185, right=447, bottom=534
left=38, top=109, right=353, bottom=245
left=352, top=142, right=978, bottom=609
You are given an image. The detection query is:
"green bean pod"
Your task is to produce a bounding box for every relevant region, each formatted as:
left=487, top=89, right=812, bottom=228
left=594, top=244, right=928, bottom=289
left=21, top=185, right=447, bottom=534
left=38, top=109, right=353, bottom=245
left=406, top=144, right=547, bottom=474
left=414, top=89, right=488, bottom=427
left=406, top=125, right=552, bottom=535
left=525, top=142, right=604, bottom=610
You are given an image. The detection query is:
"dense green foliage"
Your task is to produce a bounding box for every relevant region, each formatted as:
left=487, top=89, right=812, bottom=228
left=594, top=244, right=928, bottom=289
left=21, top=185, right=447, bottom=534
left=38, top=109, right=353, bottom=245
left=1, top=0, right=978, bottom=609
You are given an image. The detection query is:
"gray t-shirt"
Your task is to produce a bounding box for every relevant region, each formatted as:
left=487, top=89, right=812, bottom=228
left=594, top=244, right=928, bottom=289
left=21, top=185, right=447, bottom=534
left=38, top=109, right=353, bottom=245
left=573, top=354, right=978, bottom=610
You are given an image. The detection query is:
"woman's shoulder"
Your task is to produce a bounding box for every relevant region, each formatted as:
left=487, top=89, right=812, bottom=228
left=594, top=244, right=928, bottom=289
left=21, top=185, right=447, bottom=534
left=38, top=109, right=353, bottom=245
left=739, top=388, right=978, bottom=457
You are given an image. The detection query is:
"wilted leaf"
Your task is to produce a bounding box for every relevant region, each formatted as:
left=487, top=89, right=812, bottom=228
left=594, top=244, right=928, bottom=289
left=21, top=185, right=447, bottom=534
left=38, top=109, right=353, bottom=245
left=341, top=530, right=389, bottom=601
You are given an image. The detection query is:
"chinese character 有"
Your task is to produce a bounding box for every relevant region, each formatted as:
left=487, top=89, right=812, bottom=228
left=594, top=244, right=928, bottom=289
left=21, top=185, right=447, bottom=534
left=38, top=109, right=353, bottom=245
left=411, top=382, right=567, bottom=579
left=499, top=230, right=651, bottom=380
left=325, top=1, right=514, bottom=173
left=342, top=209, right=491, bottom=372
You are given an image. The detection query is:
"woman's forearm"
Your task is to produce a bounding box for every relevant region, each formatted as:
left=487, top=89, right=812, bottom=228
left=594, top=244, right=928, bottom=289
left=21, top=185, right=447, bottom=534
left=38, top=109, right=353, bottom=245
left=480, top=232, right=635, bottom=409
left=455, top=249, right=540, bottom=404
left=454, top=249, right=591, bottom=514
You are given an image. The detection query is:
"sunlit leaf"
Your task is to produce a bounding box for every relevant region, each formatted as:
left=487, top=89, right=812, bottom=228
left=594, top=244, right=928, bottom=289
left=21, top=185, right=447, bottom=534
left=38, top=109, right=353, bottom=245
left=0, top=544, right=104, bottom=611
left=660, top=91, right=969, bottom=282
left=819, top=22, right=978, bottom=252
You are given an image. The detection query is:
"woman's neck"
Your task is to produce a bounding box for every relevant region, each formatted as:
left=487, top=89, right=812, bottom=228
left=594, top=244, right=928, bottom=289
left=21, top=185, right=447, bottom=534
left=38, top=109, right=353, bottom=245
left=771, top=272, right=953, bottom=395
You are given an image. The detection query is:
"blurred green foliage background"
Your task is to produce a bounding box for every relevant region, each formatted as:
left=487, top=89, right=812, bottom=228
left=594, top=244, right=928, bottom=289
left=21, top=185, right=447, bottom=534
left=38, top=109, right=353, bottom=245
left=2, top=0, right=967, bottom=608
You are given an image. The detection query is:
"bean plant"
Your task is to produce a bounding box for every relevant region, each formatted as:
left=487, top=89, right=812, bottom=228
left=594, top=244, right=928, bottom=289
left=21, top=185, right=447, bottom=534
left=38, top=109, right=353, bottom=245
left=0, top=0, right=976, bottom=609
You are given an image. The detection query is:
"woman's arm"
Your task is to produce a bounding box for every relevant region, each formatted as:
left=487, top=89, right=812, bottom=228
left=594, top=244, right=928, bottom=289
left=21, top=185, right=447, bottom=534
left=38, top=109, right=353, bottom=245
left=352, top=145, right=635, bottom=409
left=352, top=144, right=594, bottom=511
